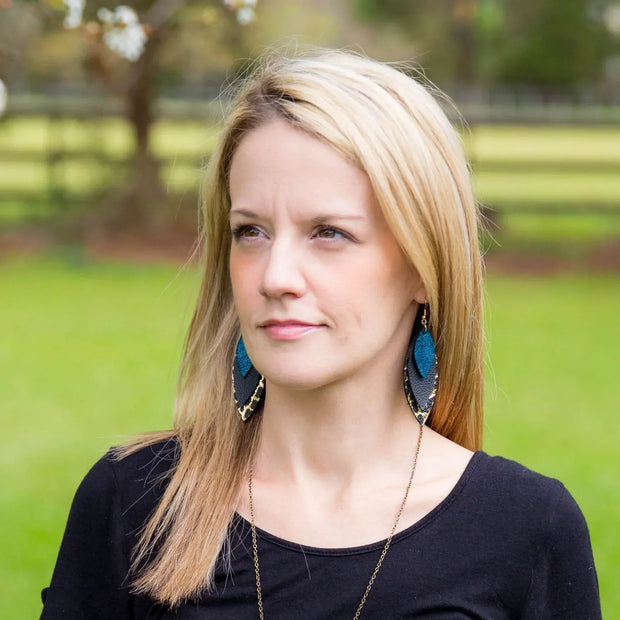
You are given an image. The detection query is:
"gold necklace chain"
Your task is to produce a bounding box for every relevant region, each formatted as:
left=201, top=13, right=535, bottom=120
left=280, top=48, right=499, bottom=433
left=248, top=424, right=424, bottom=620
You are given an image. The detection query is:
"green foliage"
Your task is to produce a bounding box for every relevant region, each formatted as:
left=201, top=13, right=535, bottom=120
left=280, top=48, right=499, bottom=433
left=0, top=259, right=617, bottom=617
left=492, top=0, right=612, bottom=89
left=355, top=0, right=414, bottom=20
left=354, top=0, right=617, bottom=88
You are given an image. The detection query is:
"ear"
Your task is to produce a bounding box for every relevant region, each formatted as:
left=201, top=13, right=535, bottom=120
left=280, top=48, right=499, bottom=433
left=412, top=281, right=427, bottom=306
left=409, top=268, right=427, bottom=305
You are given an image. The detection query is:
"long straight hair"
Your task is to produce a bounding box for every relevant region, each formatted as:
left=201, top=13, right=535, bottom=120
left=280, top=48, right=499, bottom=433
left=125, top=49, right=485, bottom=605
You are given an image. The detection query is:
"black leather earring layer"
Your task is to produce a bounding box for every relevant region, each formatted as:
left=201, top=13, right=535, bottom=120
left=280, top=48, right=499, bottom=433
left=404, top=304, right=438, bottom=425
left=232, top=337, right=265, bottom=421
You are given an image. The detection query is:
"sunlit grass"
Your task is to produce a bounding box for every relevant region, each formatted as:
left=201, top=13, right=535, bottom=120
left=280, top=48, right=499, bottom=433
left=474, top=170, right=620, bottom=205
left=466, top=125, right=620, bottom=162
left=0, top=116, right=133, bottom=155
left=0, top=160, right=108, bottom=193
left=0, top=116, right=219, bottom=158
left=500, top=212, right=620, bottom=243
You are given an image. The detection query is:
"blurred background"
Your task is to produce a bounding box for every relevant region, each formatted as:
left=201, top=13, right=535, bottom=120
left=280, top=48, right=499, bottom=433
left=1, top=1, right=619, bottom=617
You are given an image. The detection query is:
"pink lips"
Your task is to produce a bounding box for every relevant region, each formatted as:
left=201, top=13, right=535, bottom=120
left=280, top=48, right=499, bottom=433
left=261, top=320, right=323, bottom=341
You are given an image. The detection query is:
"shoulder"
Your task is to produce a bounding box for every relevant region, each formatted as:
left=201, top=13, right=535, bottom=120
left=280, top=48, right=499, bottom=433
left=471, top=452, right=572, bottom=504
left=42, top=437, right=181, bottom=616
left=82, top=435, right=179, bottom=492
left=76, top=436, right=180, bottom=540
left=104, top=435, right=180, bottom=488
left=464, top=452, right=591, bottom=547
left=419, top=430, right=587, bottom=537
left=448, top=453, right=598, bottom=609
left=466, top=456, right=601, bottom=617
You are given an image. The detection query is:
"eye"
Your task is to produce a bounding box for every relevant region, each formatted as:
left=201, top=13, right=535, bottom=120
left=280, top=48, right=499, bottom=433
left=232, top=224, right=263, bottom=240
left=313, top=226, right=349, bottom=240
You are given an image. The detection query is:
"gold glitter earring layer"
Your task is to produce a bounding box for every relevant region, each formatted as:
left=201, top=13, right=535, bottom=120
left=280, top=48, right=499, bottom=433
left=233, top=337, right=265, bottom=421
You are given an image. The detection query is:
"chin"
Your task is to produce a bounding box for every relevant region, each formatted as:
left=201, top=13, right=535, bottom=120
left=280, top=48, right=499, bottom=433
left=263, top=371, right=328, bottom=392
left=263, top=359, right=364, bottom=394
left=256, top=360, right=337, bottom=392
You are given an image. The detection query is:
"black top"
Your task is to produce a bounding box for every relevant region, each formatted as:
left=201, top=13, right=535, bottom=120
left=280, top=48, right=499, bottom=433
left=41, top=439, right=601, bottom=619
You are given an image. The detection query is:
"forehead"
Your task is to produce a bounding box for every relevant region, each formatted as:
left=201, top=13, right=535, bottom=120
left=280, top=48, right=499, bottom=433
left=228, top=120, right=378, bottom=221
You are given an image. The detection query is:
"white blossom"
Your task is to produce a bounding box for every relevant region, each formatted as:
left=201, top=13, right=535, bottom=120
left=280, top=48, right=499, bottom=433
left=223, top=0, right=256, bottom=7
left=97, top=6, right=146, bottom=61
left=63, top=0, right=85, bottom=29
left=604, top=5, right=620, bottom=35
left=236, top=6, right=255, bottom=25
left=97, top=7, right=114, bottom=22
left=104, top=24, right=147, bottom=62
left=98, top=5, right=140, bottom=26
left=222, top=0, right=257, bottom=25
left=0, top=79, right=7, bottom=117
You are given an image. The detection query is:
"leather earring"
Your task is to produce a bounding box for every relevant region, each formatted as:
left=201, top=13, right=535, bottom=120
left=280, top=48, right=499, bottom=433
left=404, top=304, right=438, bottom=425
left=232, top=337, right=265, bottom=421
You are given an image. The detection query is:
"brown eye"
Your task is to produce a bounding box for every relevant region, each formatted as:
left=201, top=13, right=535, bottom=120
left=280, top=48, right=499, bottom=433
left=315, top=227, right=346, bottom=240
left=233, top=225, right=262, bottom=239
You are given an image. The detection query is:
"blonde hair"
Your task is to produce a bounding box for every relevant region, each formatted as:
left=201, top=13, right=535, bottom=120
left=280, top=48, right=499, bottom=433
left=127, top=49, right=484, bottom=605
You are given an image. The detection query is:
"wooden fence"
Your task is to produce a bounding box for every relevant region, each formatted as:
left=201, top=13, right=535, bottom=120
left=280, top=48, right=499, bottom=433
left=1, top=96, right=620, bottom=228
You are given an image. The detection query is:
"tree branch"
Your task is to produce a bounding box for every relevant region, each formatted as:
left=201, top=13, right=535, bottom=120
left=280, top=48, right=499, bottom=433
left=143, top=0, right=189, bottom=34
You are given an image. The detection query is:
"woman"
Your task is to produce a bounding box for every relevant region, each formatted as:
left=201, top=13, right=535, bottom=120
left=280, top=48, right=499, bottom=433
left=41, top=50, right=601, bottom=619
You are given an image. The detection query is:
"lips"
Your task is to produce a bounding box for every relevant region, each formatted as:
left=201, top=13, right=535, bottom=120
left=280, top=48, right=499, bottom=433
left=260, top=319, right=324, bottom=341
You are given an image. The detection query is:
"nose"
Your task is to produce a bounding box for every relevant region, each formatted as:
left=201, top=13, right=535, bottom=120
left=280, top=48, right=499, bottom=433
left=259, top=238, right=306, bottom=299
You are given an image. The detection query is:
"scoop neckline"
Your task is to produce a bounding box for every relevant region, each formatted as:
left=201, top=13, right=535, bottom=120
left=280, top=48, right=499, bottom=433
left=233, top=450, right=486, bottom=557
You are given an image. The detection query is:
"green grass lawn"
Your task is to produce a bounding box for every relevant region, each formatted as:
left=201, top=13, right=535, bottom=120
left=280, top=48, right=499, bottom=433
left=0, top=257, right=618, bottom=618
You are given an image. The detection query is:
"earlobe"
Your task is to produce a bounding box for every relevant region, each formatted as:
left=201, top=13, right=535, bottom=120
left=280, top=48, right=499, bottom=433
left=406, top=265, right=427, bottom=305
left=412, top=282, right=427, bottom=306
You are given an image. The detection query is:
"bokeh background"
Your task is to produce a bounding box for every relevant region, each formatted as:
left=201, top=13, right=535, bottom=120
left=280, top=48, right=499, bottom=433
left=1, top=1, right=619, bottom=617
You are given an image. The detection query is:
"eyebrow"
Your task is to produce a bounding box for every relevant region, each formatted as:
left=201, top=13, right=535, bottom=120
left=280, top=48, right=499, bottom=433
left=310, top=214, right=365, bottom=223
left=229, top=209, right=365, bottom=222
left=229, top=209, right=258, bottom=218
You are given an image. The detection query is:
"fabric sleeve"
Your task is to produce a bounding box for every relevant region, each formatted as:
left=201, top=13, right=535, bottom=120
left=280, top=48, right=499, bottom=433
left=521, top=481, right=601, bottom=620
left=40, top=453, right=133, bottom=619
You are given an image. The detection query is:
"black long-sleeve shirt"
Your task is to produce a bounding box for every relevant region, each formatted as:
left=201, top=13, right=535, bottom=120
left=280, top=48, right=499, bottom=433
left=41, top=439, right=601, bottom=619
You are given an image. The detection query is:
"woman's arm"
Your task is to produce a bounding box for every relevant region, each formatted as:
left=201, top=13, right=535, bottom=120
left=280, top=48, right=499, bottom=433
left=521, top=482, right=601, bottom=619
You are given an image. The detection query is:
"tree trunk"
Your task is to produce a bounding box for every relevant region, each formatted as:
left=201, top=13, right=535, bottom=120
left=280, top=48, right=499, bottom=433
left=116, top=35, right=166, bottom=231
left=453, top=0, right=477, bottom=85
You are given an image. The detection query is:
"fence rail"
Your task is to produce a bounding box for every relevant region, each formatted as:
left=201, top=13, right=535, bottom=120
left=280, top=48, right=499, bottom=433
left=1, top=100, right=620, bottom=230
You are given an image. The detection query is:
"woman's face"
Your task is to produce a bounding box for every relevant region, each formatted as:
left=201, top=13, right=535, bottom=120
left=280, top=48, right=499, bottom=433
left=229, top=120, right=426, bottom=391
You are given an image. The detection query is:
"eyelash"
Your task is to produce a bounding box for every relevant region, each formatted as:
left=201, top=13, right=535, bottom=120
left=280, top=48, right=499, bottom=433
left=313, top=226, right=349, bottom=240
left=231, top=224, right=262, bottom=240
left=231, top=225, right=351, bottom=242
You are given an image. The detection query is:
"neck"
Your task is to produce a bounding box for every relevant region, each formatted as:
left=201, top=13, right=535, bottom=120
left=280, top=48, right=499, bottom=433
left=255, top=367, right=419, bottom=488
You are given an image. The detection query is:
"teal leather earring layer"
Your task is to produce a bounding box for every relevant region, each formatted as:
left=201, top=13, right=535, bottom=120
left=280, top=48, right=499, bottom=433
left=404, top=304, right=438, bottom=425
left=233, top=337, right=265, bottom=421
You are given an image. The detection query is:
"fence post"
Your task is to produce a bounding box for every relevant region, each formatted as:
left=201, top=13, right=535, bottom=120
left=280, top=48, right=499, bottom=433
left=46, top=112, right=66, bottom=211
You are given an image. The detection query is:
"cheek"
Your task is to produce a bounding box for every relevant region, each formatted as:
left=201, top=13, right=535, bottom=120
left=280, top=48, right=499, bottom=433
left=228, top=250, right=242, bottom=289
left=339, top=261, right=413, bottom=329
left=313, top=268, right=378, bottom=336
left=229, top=251, right=258, bottom=317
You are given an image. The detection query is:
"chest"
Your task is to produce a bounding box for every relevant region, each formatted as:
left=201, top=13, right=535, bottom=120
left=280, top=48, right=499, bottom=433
left=235, top=467, right=468, bottom=549
left=146, top=519, right=529, bottom=620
